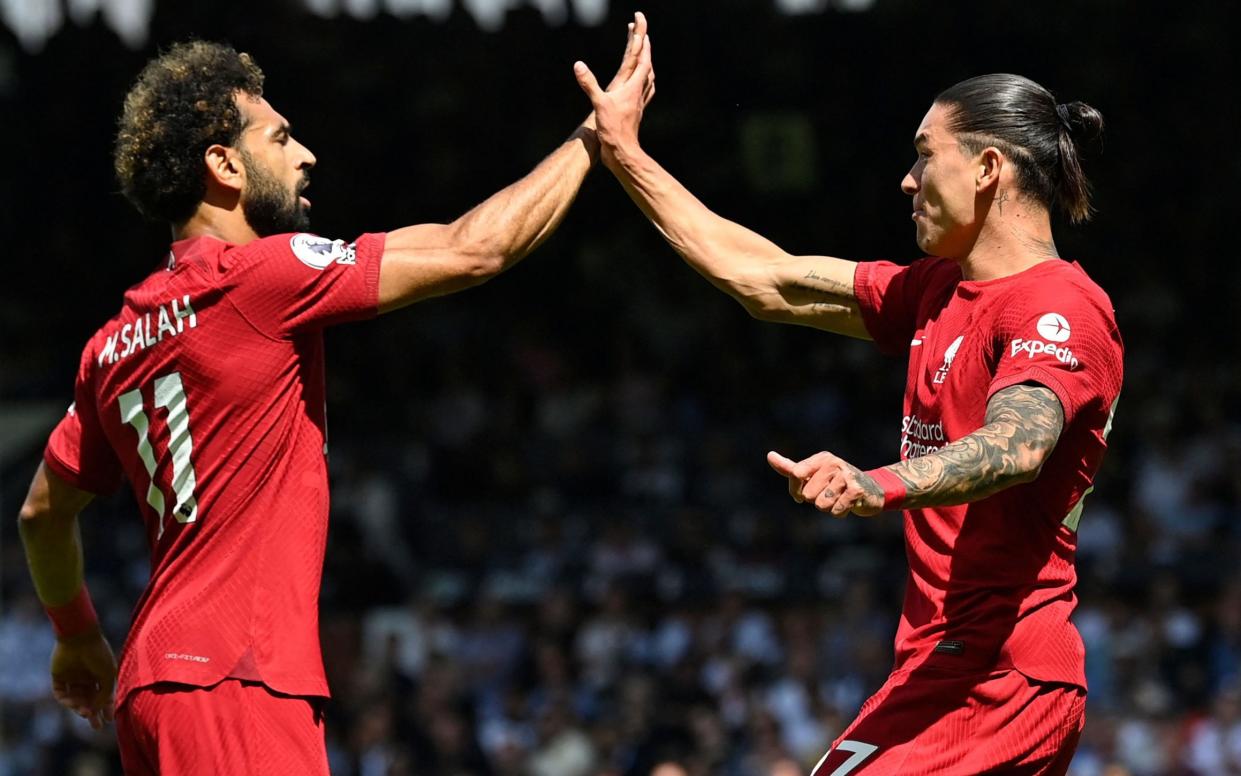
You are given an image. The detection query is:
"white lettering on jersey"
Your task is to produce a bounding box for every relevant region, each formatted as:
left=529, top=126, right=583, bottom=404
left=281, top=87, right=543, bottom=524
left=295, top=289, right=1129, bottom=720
left=1009, top=338, right=1080, bottom=369
left=156, top=305, right=176, bottom=341
left=291, top=233, right=356, bottom=270
left=99, top=295, right=199, bottom=367
left=900, top=413, right=946, bottom=458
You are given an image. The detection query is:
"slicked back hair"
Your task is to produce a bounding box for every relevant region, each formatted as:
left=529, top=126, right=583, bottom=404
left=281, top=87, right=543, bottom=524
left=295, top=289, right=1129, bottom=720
left=935, top=74, right=1104, bottom=224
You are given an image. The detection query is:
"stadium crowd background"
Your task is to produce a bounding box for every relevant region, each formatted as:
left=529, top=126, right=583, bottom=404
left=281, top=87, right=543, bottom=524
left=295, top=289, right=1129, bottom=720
left=1, top=1, right=1238, bottom=774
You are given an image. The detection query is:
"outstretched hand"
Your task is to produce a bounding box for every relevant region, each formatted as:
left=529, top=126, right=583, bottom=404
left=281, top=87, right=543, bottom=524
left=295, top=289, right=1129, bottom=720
left=767, top=450, right=885, bottom=517
left=574, top=11, right=655, bottom=170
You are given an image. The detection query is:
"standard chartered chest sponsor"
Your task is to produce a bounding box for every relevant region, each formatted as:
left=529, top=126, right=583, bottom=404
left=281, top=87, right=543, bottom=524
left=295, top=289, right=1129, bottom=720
left=900, top=413, right=946, bottom=458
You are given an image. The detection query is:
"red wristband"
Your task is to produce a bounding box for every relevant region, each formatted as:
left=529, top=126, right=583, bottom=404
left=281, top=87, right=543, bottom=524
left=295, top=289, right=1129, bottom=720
left=865, top=468, right=907, bottom=511
left=45, top=586, right=99, bottom=639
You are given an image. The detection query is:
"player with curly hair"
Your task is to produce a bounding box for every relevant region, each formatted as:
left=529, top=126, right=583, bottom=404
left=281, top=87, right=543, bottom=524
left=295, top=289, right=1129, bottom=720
left=18, top=19, right=654, bottom=775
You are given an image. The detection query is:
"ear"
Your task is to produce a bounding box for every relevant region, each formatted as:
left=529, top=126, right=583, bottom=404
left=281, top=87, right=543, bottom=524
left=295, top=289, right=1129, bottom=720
left=204, top=144, right=245, bottom=193
left=976, top=146, right=1004, bottom=193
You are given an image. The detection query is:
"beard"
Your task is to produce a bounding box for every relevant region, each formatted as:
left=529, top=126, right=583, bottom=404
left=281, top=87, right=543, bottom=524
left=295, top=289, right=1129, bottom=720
left=239, top=148, right=310, bottom=236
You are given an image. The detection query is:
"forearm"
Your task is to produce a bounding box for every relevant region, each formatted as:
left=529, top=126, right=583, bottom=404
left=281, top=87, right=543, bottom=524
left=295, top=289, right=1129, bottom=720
left=19, top=507, right=85, bottom=607
left=607, top=147, right=864, bottom=334
left=878, top=384, right=1065, bottom=509
left=18, top=462, right=93, bottom=607
left=378, top=123, right=601, bottom=311
left=452, top=122, right=600, bottom=272
left=880, top=423, right=1041, bottom=508
left=608, top=146, right=790, bottom=297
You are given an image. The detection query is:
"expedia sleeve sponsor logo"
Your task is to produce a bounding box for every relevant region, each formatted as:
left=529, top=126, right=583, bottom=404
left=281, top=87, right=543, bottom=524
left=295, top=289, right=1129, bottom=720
left=900, top=414, right=945, bottom=458
left=1007, top=311, right=1081, bottom=370
left=1009, top=338, right=1080, bottom=369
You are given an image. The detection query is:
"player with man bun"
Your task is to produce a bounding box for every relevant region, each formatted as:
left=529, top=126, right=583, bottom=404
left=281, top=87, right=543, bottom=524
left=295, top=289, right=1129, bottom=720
left=577, top=48, right=1121, bottom=775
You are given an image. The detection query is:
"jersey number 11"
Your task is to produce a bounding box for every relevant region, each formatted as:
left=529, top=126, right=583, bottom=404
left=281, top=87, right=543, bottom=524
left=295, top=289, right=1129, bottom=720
left=119, top=371, right=199, bottom=539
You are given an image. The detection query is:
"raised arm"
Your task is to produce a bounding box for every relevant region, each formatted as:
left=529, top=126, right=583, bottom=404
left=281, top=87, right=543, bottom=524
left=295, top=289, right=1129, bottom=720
left=18, top=462, right=116, bottom=729
left=377, top=14, right=651, bottom=313
left=770, top=384, right=1065, bottom=515
left=573, top=16, right=867, bottom=339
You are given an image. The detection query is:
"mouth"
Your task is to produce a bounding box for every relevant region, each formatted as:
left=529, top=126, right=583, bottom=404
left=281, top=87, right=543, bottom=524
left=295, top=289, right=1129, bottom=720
left=911, top=209, right=925, bottom=220
left=299, top=195, right=312, bottom=209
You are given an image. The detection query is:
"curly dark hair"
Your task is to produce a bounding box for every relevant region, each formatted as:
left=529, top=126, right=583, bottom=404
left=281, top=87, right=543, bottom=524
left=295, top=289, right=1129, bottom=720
left=114, top=41, right=265, bottom=224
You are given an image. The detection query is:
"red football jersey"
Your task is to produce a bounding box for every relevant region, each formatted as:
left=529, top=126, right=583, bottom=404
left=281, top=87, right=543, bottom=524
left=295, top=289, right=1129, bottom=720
left=44, top=232, right=384, bottom=708
left=854, top=257, right=1123, bottom=688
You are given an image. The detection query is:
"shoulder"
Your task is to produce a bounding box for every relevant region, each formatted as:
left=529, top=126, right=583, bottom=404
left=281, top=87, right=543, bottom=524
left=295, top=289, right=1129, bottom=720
left=857, top=255, right=960, bottom=297
left=907, top=256, right=963, bottom=296
left=1007, top=260, right=1118, bottom=330
left=892, top=255, right=961, bottom=282
left=222, top=233, right=358, bottom=274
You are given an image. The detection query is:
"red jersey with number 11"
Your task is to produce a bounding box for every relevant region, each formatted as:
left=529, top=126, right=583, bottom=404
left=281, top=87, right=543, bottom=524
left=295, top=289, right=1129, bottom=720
left=854, top=256, right=1123, bottom=688
left=43, top=232, right=384, bottom=709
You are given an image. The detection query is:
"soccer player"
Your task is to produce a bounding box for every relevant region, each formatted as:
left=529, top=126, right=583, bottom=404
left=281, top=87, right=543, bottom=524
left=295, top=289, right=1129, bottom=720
left=17, top=17, right=653, bottom=775
left=575, top=46, right=1122, bottom=776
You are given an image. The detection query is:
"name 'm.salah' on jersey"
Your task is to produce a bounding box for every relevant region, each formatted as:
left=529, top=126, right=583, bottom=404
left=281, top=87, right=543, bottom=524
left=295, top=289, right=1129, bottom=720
left=44, top=231, right=384, bottom=709
left=854, top=257, right=1124, bottom=689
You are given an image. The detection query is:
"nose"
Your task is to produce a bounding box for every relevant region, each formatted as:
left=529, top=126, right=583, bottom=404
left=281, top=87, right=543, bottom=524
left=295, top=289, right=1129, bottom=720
left=901, top=160, right=921, bottom=196
left=293, top=137, right=316, bottom=170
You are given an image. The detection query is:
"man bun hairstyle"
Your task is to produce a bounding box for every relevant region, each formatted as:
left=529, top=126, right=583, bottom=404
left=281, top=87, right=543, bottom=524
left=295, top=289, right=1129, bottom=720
left=935, top=74, right=1104, bottom=224
left=114, top=41, right=265, bottom=224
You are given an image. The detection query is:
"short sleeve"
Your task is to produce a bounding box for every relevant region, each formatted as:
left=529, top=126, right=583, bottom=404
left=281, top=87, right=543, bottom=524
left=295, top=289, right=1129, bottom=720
left=854, top=258, right=951, bottom=356
left=987, top=286, right=1123, bottom=426
left=44, top=347, right=123, bottom=495
left=225, top=232, right=385, bottom=337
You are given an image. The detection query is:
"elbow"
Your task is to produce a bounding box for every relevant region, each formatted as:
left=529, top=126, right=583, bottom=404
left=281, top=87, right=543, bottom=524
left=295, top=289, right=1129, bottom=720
left=17, top=502, right=49, bottom=540
left=18, top=501, right=46, bottom=524
left=449, top=226, right=509, bottom=283
left=464, top=251, right=506, bottom=282
left=1014, top=450, right=1054, bottom=485
left=736, top=290, right=784, bottom=322
left=740, top=298, right=773, bottom=321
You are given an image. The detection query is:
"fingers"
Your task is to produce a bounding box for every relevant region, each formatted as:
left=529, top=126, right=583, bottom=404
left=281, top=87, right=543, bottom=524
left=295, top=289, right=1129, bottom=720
left=766, top=451, right=798, bottom=476
left=574, top=61, right=604, bottom=101
left=617, top=21, right=640, bottom=79
left=801, top=461, right=840, bottom=504
left=53, top=678, right=114, bottom=728
left=772, top=451, right=869, bottom=517
left=610, top=12, right=648, bottom=87
left=633, top=33, right=653, bottom=84
left=792, top=451, right=837, bottom=481
left=817, top=472, right=852, bottom=515
left=95, top=671, right=116, bottom=725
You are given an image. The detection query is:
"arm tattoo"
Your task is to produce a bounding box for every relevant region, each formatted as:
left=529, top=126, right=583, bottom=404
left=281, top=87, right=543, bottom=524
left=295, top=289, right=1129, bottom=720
left=784, top=269, right=854, bottom=314
left=803, top=269, right=853, bottom=296
left=889, top=384, right=1065, bottom=508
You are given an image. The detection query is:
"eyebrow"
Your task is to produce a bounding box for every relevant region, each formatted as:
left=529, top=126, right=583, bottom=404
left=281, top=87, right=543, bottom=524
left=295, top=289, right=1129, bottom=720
left=913, top=132, right=930, bottom=147
left=271, top=123, right=291, bottom=138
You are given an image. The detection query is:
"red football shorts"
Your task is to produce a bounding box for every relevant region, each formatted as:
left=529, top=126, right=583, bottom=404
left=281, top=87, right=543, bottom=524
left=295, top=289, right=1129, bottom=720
left=115, top=679, right=330, bottom=776
left=811, top=667, right=1085, bottom=775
